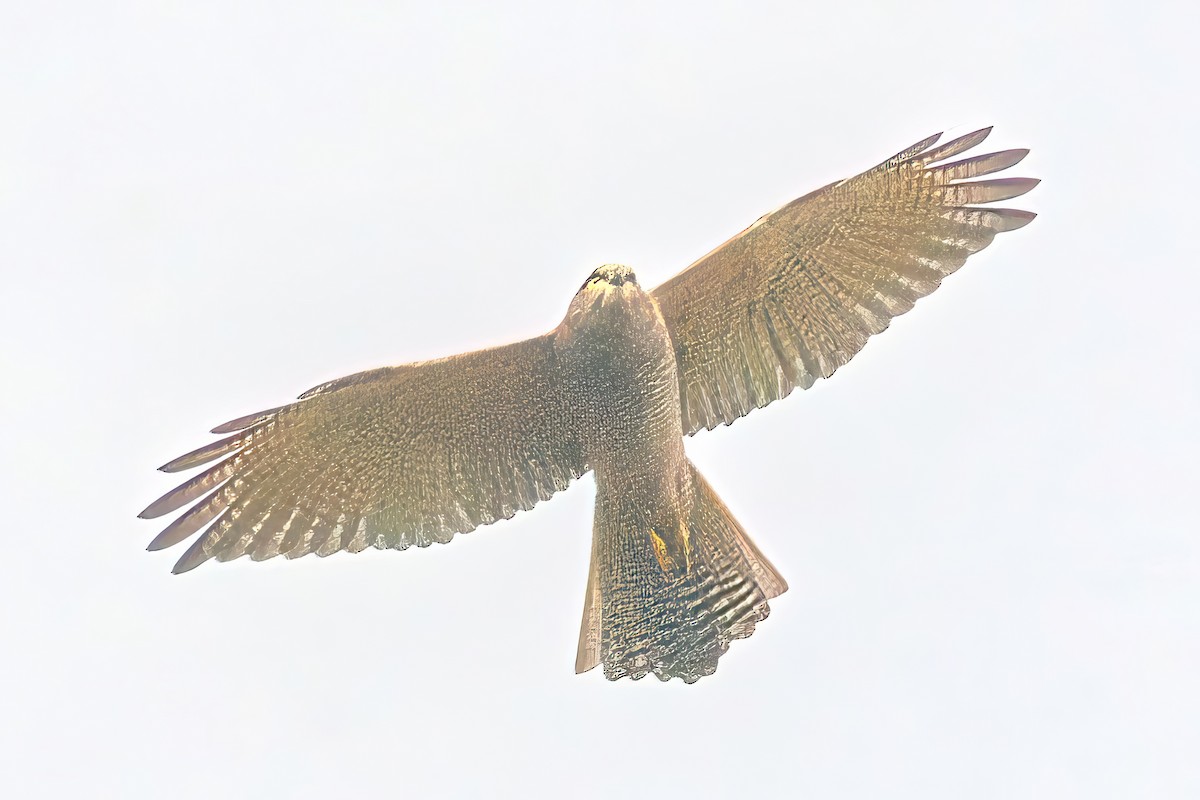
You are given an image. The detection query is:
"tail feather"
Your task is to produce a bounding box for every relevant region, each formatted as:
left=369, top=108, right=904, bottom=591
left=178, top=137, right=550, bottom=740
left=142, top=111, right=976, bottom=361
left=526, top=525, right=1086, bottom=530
left=575, top=556, right=603, bottom=675
left=576, top=460, right=786, bottom=683
left=691, top=466, right=788, bottom=601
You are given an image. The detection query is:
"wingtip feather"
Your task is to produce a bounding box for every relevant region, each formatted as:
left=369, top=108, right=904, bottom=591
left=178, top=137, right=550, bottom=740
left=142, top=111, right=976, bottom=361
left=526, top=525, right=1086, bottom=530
left=157, top=432, right=245, bottom=473
left=919, top=126, right=993, bottom=164
left=138, top=495, right=175, bottom=519
left=210, top=406, right=284, bottom=434
left=139, top=492, right=181, bottom=520
left=991, top=208, right=1037, bottom=231
left=171, top=538, right=212, bottom=574
left=948, top=176, right=1041, bottom=204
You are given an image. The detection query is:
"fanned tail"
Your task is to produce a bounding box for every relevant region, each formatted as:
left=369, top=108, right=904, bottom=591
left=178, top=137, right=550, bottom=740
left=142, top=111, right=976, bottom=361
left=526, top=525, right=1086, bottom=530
left=576, top=460, right=786, bottom=683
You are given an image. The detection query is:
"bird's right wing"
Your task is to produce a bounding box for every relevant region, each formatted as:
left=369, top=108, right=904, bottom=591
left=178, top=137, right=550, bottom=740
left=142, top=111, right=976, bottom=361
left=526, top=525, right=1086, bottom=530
left=651, top=127, right=1037, bottom=433
left=140, top=334, right=586, bottom=573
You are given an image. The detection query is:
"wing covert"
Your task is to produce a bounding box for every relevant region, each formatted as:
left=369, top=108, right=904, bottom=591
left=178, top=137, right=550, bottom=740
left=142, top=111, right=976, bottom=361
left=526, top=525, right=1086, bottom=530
left=141, top=334, right=585, bottom=573
left=651, top=127, right=1037, bottom=433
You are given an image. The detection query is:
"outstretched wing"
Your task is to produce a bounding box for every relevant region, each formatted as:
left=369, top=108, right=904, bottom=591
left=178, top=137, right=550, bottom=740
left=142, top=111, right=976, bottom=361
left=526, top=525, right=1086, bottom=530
left=651, top=127, right=1038, bottom=433
left=140, top=334, right=585, bottom=573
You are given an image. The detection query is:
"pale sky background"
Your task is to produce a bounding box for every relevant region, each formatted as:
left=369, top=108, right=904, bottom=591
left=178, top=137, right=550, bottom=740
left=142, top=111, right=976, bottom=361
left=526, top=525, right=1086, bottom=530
left=2, top=2, right=1197, bottom=798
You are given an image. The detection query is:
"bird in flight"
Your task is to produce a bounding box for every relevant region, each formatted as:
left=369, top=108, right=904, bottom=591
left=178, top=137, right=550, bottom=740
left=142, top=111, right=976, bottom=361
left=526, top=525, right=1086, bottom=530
left=141, top=127, right=1037, bottom=683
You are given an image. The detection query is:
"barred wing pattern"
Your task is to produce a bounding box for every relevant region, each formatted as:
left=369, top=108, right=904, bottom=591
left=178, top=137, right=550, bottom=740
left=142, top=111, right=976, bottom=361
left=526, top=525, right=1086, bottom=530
left=140, top=335, right=586, bottom=573
left=651, top=127, right=1038, bottom=433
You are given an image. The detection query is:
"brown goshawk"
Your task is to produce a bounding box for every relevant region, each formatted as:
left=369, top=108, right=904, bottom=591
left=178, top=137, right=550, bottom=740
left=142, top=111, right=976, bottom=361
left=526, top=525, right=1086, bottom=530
left=141, top=127, right=1037, bottom=683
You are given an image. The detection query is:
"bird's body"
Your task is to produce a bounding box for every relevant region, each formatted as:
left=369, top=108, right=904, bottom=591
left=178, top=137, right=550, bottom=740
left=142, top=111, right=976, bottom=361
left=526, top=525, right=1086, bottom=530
left=558, top=268, right=688, bottom=581
left=557, top=265, right=785, bottom=680
left=557, top=265, right=682, bottom=497
left=142, top=128, right=1037, bottom=682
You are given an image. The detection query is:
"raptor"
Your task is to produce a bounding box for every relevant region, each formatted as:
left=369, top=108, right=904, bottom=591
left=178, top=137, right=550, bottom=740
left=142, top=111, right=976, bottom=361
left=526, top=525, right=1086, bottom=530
left=141, top=127, right=1037, bottom=682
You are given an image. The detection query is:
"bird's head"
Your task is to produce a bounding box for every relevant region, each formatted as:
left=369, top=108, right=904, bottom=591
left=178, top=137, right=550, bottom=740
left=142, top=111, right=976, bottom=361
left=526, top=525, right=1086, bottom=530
left=567, top=264, right=643, bottom=316
left=580, top=263, right=638, bottom=291
left=558, top=263, right=659, bottom=346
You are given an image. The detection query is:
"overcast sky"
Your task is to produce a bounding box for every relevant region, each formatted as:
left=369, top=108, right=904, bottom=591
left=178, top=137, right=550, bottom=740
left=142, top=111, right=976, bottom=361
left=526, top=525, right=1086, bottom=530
left=2, top=2, right=1196, bottom=798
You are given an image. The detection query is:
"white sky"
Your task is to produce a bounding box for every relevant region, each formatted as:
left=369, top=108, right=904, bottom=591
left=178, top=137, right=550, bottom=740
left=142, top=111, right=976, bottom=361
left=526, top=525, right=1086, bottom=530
left=2, top=2, right=1197, bottom=798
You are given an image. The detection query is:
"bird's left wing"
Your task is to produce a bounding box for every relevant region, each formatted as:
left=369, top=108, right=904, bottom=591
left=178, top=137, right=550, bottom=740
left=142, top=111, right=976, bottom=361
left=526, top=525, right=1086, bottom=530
left=140, top=334, right=586, bottom=573
left=651, top=127, right=1037, bottom=433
